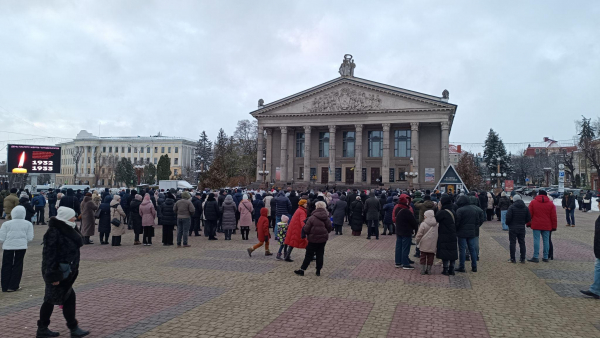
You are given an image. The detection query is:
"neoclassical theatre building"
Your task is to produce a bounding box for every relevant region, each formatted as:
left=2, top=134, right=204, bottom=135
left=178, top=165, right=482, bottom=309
left=251, top=55, right=457, bottom=189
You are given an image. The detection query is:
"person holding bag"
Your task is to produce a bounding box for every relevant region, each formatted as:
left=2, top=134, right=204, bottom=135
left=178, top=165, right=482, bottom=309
left=37, top=207, right=89, bottom=338
left=0, top=206, right=34, bottom=292
left=109, top=195, right=127, bottom=247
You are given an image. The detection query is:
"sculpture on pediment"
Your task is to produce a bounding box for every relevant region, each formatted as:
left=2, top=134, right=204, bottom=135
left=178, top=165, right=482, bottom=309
left=258, top=99, right=264, bottom=107
left=303, top=86, right=382, bottom=113
left=442, top=89, right=449, bottom=100
left=339, top=54, right=355, bottom=77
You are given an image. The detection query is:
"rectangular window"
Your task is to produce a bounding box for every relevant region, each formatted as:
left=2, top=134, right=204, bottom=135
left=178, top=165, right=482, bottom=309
left=155, top=147, right=158, bottom=153
left=394, top=130, right=411, bottom=157
left=140, top=147, right=144, bottom=153
left=343, top=131, right=355, bottom=157
left=175, top=147, right=178, bottom=153
left=398, top=167, right=406, bottom=181
left=134, top=147, right=138, bottom=153
left=154, top=158, right=158, bottom=164
left=103, top=147, right=106, bottom=152
left=319, top=132, right=329, bottom=157
left=368, top=131, right=383, bottom=157
left=147, top=158, right=150, bottom=163
left=161, top=147, right=165, bottom=153
left=298, top=167, right=304, bottom=179
left=102, top=168, right=105, bottom=174
left=109, top=147, right=112, bottom=153
left=128, top=147, right=131, bottom=153
left=174, top=169, right=178, bottom=176
left=87, top=168, right=90, bottom=174
left=147, top=147, right=151, bottom=153
left=88, top=157, right=90, bottom=163
left=174, top=158, right=178, bottom=165
left=167, top=147, right=171, bottom=153
left=296, top=132, right=305, bottom=157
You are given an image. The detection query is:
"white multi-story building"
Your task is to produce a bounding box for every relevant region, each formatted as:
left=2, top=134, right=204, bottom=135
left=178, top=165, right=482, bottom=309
left=56, top=130, right=196, bottom=187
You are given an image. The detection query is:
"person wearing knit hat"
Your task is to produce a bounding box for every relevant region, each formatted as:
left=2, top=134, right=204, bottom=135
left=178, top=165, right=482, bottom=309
left=174, top=191, right=196, bottom=247
left=275, top=214, right=291, bottom=259
left=247, top=207, right=272, bottom=257
left=394, top=195, right=419, bottom=269
left=37, top=206, right=90, bottom=338
left=415, top=210, right=439, bottom=275
left=283, top=199, right=309, bottom=261
left=505, top=193, right=529, bottom=263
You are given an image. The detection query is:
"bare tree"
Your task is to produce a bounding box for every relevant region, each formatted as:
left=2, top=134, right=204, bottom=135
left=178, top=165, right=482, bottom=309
left=101, top=155, right=119, bottom=187
left=71, top=146, right=84, bottom=184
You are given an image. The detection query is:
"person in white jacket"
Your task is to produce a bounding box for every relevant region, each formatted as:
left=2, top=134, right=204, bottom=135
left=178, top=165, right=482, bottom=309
left=0, top=205, right=34, bottom=292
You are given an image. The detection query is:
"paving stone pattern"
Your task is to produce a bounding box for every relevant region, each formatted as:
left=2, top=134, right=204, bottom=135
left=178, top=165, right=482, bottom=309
left=0, top=207, right=599, bottom=337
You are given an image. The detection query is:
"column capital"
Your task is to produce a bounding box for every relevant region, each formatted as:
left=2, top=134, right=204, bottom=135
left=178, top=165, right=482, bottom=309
left=257, top=125, right=264, bottom=132
left=382, top=123, right=391, bottom=132
left=410, top=122, right=419, bottom=131
left=266, top=128, right=273, bottom=135
left=280, top=126, right=288, bottom=134
left=441, top=121, right=449, bottom=130
left=303, top=126, right=312, bottom=133
left=355, top=124, right=363, bottom=132
left=328, top=125, right=337, bottom=133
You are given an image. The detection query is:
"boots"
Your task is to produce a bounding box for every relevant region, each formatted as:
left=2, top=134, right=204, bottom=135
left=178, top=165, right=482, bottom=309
left=247, top=248, right=253, bottom=257
left=420, top=265, right=427, bottom=275
left=36, top=320, right=60, bottom=338
left=276, top=253, right=282, bottom=260
left=265, top=250, right=273, bottom=256
left=448, top=266, right=455, bottom=276
left=426, top=265, right=432, bottom=275
left=442, top=267, right=449, bottom=276
left=68, top=321, right=90, bottom=337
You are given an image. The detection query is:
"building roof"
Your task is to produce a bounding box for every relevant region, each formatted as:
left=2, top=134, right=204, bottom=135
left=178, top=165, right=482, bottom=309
left=56, top=130, right=195, bottom=145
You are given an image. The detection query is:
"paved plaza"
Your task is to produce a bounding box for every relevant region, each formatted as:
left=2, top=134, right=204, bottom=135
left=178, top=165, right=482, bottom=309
left=1, top=209, right=599, bottom=338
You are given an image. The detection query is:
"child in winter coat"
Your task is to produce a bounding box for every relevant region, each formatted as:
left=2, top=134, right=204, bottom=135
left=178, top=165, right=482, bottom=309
left=415, top=210, right=439, bottom=275
left=276, top=214, right=290, bottom=260
left=247, top=208, right=272, bottom=257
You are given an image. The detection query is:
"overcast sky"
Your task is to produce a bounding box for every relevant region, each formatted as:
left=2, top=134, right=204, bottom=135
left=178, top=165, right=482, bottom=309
left=0, top=1, right=598, bottom=156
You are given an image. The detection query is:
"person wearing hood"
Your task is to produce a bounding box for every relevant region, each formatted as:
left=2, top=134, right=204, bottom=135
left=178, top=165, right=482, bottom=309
left=19, top=192, right=35, bottom=223
left=109, top=195, right=127, bottom=246
left=101, top=188, right=110, bottom=202
left=203, top=193, right=220, bottom=240
left=247, top=208, right=272, bottom=257
left=121, top=189, right=131, bottom=225
left=274, top=191, right=292, bottom=236
left=91, top=191, right=102, bottom=207
left=382, top=196, right=395, bottom=236
left=3, top=188, right=20, bottom=220
left=160, top=193, right=177, bottom=245
left=415, top=210, right=439, bottom=275
left=394, top=195, right=418, bottom=269
left=276, top=214, right=290, bottom=260
left=221, top=195, right=237, bottom=240
left=331, top=194, right=347, bottom=235
left=505, top=194, right=530, bottom=263
left=32, top=192, right=47, bottom=225
left=174, top=191, right=195, bottom=248
left=289, top=191, right=300, bottom=216
left=562, top=191, right=576, bottom=227
left=130, top=194, right=143, bottom=245
left=485, top=191, right=495, bottom=221
left=157, top=192, right=165, bottom=224
left=435, top=194, right=458, bottom=275
left=349, top=196, right=364, bottom=236
left=1, top=206, right=34, bottom=292
left=190, top=193, right=203, bottom=237
left=455, top=195, right=485, bottom=272
left=294, top=201, right=332, bottom=276
left=527, top=190, right=557, bottom=263
left=263, top=193, right=274, bottom=229
left=284, top=199, right=309, bottom=261
left=97, top=195, right=112, bottom=245
left=59, top=188, right=81, bottom=217
left=238, top=194, right=254, bottom=241
left=140, top=194, right=157, bottom=245
left=498, top=192, right=511, bottom=231
left=364, top=192, right=381, bottom=240
left=252, top=194, right=265, bottom=227
left=80, top=196, right=97, bottom=245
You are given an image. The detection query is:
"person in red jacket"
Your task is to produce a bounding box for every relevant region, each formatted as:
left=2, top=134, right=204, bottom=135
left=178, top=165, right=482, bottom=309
left=283, top=199, right=309, bottom=262
left=527, top=190, right=557, bottom=263
left=247, top=208, right=272, bottom=257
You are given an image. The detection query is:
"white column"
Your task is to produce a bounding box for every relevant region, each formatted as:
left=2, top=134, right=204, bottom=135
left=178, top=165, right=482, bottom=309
left=150, top=144, right=154, bottom=164
left=256, top=126, right=263, bottom=182
left=279, top=126, right=288, bottom=182
left=266, top=128, right=273, bottom=183
left=328, top=125, right=336, bottom=184
left=354, top=124, right=363, bottom=184
left=91, top=146, right=96, bottom=181
left=303, top=126, right=311, bottom=183
left=382, top=123, right=390, bottom=184
left=288, top=128, right=295, bottom=181
left=411, top=122, right=420, bottom=187
left=441, top=121, right=450, bottom=173
left=83, top=146, right=88, bottom=175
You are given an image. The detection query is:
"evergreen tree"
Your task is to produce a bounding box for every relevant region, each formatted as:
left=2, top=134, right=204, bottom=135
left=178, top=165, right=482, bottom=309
left=115, top=157, right=136, bottom=187
left=578, top=116, right=600, bottom=177
left=483, top=129, right=511, bottom=175
left=195, top=131, right=213, bottom=173
left=157, top=155, right=172, bottom=182
left=142, top=163, right=157, bottom=184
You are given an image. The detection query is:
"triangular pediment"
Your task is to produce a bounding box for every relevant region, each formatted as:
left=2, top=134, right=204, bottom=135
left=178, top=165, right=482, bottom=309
left=251, top=77, right=455, bottom=117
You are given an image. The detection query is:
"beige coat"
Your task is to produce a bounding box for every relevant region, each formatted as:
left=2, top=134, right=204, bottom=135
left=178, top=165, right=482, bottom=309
left=110, top=196, right=127, bottom=236
left=80, top=197, right=98, bottom=237
left=415, top=215, right=439, bottom=254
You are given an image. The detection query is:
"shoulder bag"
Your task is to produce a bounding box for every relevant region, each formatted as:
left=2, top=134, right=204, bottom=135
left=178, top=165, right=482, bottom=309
left=110, top=205, right=121, bottom=226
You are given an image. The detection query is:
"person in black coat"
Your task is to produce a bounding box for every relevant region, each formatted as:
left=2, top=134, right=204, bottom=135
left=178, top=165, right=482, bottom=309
left=59, top=188, right=81, bottom=216
left=455, top=195, right=485, bottom=272
left=160, top=194, right=177, bottom=245
left=37, top=207, right=89, bottom=337
left=394, top=195, right=418, bottom=269
left=47, top=188, right=58, bottom=217
left=580, top=198, right=600, bottom=299
left=349, top=197, right=364, bottom=236
left=288, top=191, right=300, bottom=216
left=203, top=193, right=220, bottom=240
left=19, top=195, right=35, bottom=222
left=505, top=194, right=531, bottom=263
left=129, top=194, right=143, bottom=245
left=435, top=194, right=458, bottom=275
left=121, top=189, right=131, bottom=224
left=190, top=193, right=203, bottom=237
left=331, top=195, right=347, bottom=235
left=97, top=195, right=112, bottom=244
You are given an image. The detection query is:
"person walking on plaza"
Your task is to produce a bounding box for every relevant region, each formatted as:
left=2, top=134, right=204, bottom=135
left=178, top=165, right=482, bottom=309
left=284, top=199, right=309, bottom=261
left=174, top=191, right=195, bottom=248
left=238, top=194, right=254, bottom=241
left=415, top=210, right=439, bottom=275
left=140, top=194, right=157, bottom=246
left=580, top=198, right=600, bottom=299
left=584, top=190, right=593, bottom=212
left=32, top=192, right=47, bottom=225
left=455, top=195, right=485, bottom=273
left=562, top=191, right=576, bottom=227
left=527, top=190, right=557, bottom=263
left=331, top=194, right=347, bottom=235
left=394, top=195, right=418, bottom=270
left=349, top=196, right=364, bottom=236
left=276, top=215, right=290, bottom=259
left=37, top=207, right=89, bottom=338
left=3, top=188, right=19, bottom=220
left=498, top=192, right=511, bottom=231
left=221, top=195, right=237, bottom=240
left=247, top=208, right=272, bottom=257
left=79, top=196, right=97, bottom=245
left=130, top=194, right=143, bottom=245
left=160, top=193, right=177, bottom=245
left=294, top=201, right=332, bottom=276
left=505, top=194, right=530, bottom=263
left=364, top=192, right=381, bottom=240
left=0, top=206, right=33, bottom=292
left=435, top=195, right=458, bottom=275
left=109, top=195, right=127, bottom=246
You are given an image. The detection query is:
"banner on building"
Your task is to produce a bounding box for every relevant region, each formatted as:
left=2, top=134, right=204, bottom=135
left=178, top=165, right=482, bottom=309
left=425, top=168, right=435, bottom=183
left=505, top=180, right=514, bottom=192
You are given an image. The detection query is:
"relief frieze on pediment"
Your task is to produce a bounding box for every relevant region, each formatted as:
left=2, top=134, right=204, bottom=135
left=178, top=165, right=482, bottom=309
left=303, top=87, right=383, bottom=113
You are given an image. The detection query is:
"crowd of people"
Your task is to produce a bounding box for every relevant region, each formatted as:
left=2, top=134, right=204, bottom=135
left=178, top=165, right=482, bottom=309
left=0, top=184, right=598, bottom=336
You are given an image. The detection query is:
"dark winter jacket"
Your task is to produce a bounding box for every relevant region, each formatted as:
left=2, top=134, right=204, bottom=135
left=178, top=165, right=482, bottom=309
left=160, top=198, right=177, bottom=226
left=435, top=195, right=458, bottom=261
left=59, top=188, right=81, bottom=215
left=455, top=196, right=485, bottom=238
left=595, top=215, right=600, bottom=259
left=101, top=188, right=110, bottom=202
left=505, top=200, right=531, bottom=229
left=97, top=195, right=112, bottom=233
left=414, top=199, right=437, bottom=224
left=349, top=200, right=364, bottom=232
left=363, top=193, right=381, bottom=221
left=478, top=193, right=488, bottom=212
left=32, top=194, right=46, bottom=207
left=289, top=192, right=300, bottom=216
left=331, top=195, right=347, bottom=226
left=130, top=199, right=142, bottom=234
left=562, top=194, right=576, bottom=210
left=203, top=196, right=220, bottom=221
left=19, top=197, right=35, bottom=222
left=233, top=191, right=243, bottom=207
left=218, top=192, right=226, bottom=208
left=274, top=192, right=292, bottom=218
left=252, top=194, right=265, bottom=221
left=41, top=217, right=83, bottom=305
left=498, top=196, right=511, bottom=211
left=47, top=191, right=57, bottom=206
left=303, top=208, right=333, bottom=243
left=382, top=198, right=395, bottom=225
left=192, top=196, right=203, bottom=218
left=394, top=201, right=418, bottom=237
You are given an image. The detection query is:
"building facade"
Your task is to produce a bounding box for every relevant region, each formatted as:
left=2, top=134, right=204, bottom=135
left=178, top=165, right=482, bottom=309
left=251, top=55, right=457, bottom=189
left=56, top=130, right=196, bottom=187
